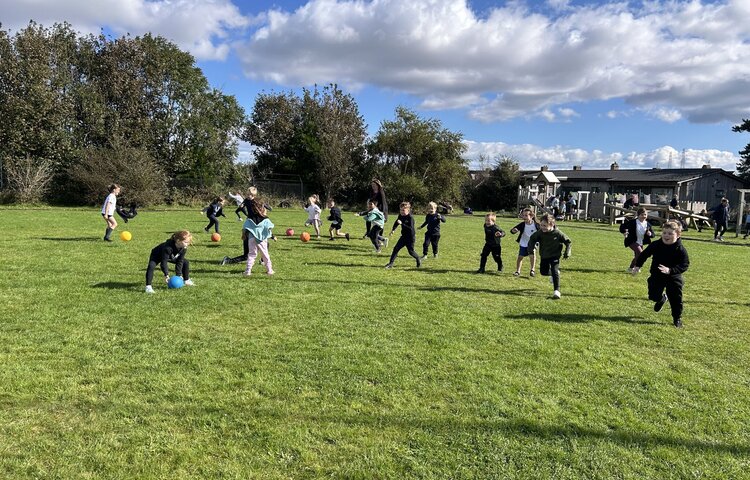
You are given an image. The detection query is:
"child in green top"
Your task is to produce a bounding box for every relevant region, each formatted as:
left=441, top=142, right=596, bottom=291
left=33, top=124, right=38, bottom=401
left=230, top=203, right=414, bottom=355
left=528, top=214, right=571, bottom=299
left=355, top=200, right=387, bottom=253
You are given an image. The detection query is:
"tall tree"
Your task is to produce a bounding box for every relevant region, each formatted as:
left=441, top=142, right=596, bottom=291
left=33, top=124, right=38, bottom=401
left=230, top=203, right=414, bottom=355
left=732, top=119, right=750, bottom=181
left=369, top=107, right=468, bottom=204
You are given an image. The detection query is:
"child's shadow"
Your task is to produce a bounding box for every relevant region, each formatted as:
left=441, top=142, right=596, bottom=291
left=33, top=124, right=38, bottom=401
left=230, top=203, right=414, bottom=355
left=505, top=313, right=658, bottom=325
left=91, top=281, right=141, bottom=290
left=37, top=237, right=99, bottom=242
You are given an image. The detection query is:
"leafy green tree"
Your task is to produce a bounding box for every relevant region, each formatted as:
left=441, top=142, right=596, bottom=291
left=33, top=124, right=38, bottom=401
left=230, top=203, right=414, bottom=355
left=732, top=119, right=750, bottom=181
left=469, top=155, right=522, bottom=211
left=369, top=107, right=468, bottom=205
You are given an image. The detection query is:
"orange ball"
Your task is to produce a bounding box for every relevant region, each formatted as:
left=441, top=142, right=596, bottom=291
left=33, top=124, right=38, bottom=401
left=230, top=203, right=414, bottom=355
left=211, top=232, right=221, bottom=242
left=300, top=232, right=311, bottom=242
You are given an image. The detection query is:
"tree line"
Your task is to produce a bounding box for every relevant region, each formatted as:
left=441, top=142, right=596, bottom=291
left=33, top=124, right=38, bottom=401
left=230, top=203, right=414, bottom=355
left=0, top=22, right=522, bottom=210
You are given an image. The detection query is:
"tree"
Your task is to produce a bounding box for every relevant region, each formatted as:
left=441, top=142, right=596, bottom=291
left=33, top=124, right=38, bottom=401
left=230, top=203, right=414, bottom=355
left=368, top=107, right=468, bottom=204
left=469, top=155, right=522, bottom=211
left=732, top=119, right=750, bottom=181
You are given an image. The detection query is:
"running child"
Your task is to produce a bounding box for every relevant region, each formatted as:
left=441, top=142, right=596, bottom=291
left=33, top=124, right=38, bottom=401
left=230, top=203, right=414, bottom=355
left=385, top=202, right=421, bottom=269
left=619, top=207, right=654, bottom=271
left=203, top=196, right=226, bottom=234
left=632, top=220, right=689, bottom=328
left=304, top=195, right=322, bottom=238
left=510, top=208, right=540, bottom=277
left=145, top=230, right=194, bottom=293
left=327, top=199, right=350, bottom=241
left=355, top=200, right=387, bottom=253
left=419, top=201, right=445, bottom=259
left=243, top=199, right=275, bottom=276
left=477, top=212, right=505, bottom=273
left=228, top=191, right=245, bottom=221
left=101, top=183, right=121, bottom=242
left=115, top=203, right=138, bottom=223
left=527, top=214, right=571, bottom=299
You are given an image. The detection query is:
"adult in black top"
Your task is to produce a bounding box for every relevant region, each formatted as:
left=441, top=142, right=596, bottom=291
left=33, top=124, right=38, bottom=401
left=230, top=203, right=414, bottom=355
left=364, top=179, right=388, bottom=237
left=385, top=203, right=421, bottom=268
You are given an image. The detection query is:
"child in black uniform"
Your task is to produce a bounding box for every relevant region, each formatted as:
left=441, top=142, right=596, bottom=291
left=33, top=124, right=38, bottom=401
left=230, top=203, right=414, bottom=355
left=327, top=199, right=350, bottom=241
left=115, top=203, right=138, bottom=223
left=203, top=196, right=226, bottom=234
left=385, top=202, right=421, bottom=269
left=477, top=212, right=505, bottom=273
left=145, top=230, right=194, bottom=293
left=527, top=214, right=571, bottom=299
left=419, top=201, right=446, bottom=259
left=632, top=220, right=689, bottom=328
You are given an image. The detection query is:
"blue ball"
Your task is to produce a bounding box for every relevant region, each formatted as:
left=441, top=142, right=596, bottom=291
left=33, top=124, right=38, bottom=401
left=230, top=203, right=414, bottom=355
left=168, top=276, right=184, bottom=289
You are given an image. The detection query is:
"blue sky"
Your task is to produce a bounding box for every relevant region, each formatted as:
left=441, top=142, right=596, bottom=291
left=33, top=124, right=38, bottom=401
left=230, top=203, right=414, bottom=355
left=3, top=0, right=749, bottom=171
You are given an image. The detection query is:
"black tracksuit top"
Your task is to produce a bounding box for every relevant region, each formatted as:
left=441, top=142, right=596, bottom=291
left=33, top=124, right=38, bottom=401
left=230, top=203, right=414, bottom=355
left=635, top=238, right=689, bottom=276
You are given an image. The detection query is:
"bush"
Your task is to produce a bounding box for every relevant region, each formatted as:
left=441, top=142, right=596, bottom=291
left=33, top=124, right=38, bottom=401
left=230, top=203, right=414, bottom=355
left=68, top=146, right=168, bottom=206
left=3, top=155, right=55, bottom=203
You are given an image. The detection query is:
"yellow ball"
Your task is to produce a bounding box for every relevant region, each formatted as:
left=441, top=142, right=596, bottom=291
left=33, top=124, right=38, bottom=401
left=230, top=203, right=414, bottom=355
left=119, top=231, right=132, bottom=241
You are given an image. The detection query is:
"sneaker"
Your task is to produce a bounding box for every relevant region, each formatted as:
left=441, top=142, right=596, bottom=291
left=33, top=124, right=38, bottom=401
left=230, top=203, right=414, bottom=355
left=416, top=259, right=422, bottom=268
left=654, top=293, right=667, bottom=312
left=145, top=285, right=154, bottom=294
left=530, top=270, right=536, bottom=277
left=204, top=227, right=209, bottom=233
left=476, top=269, right=485, bottom=274
left=433, top=254, right=438, bottom=258
left=345, top=233, right=350, bottom=241
left=719, top=236, right=724, bottom=242
left=329, top=237, right=335, bottom=241
left=384, top=263, right=393, bottom=269
left=243, top=271, right=251, bottom=276
left=673, top=318, right=683, bottom=328
left=376, top=247, right=381, bottom=254
left=266, top=270, right=275, bottom=276
left=420, top=255, right=428, bottom=260
left=104, top=237, right=112, bottom=242
left=220, top=256, right=229, bottom=266
left=553, top=290, right=561, bottom=299
left=513, top=271, right=520, bottom=276
left=383, top=237, right=389, bottom=248
left=184, top=279, right=195, bottom=286
left=713, top=237, right=721, bottom=242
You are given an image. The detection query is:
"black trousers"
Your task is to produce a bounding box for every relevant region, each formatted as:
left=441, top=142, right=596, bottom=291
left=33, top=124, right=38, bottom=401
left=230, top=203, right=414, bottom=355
left=540, top=256, right=560, bottom=290
left=714, top=221, right=727, bottom=238
left=146, top=258, right=189, bottom=285
left=389, top=236, right=420, bottom=265
left=368, top=225, right=385, bottom=250
left=479, top=244, right=502, bottom=271
left=423, top=233, right=440, bottom=256
left=647, top=274, right=684, bottom=320
left=234, top=206, right=245, bottom=219
left=205, top=215, right=220, bottom=233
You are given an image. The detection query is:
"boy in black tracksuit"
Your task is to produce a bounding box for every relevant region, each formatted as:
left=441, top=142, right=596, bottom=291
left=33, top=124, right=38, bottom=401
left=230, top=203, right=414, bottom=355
left=203, top=196, right=226, bottom=233
left=477, top=212, right=505, bottom=273
left=385, top=202, right=421, bottom=269
left=633, top=221, right=689, bottom=328
left=419, top=201, right=446, bottom=259
left=145, top=230, right=194, bottom=293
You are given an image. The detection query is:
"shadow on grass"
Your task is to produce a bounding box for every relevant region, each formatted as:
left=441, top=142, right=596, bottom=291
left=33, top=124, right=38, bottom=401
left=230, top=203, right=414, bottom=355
left=305, top=413, right=750, bottom=456
left=91, top=281, right=141, bottom=289
left=505, top=313, right=659, bottom=325
left=37, top=236, right=100, bottom=242
left=305, top=261, right=380, bottom=268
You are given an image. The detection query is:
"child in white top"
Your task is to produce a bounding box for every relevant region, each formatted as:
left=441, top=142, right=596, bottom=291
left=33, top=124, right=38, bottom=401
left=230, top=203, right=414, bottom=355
left=101, top=183, right=121, bottom=242
left=510, top=208, right=540, bottom=276
left=227, top=191, right=245, bottom=221
left=304, top=195, right=322, bottom=238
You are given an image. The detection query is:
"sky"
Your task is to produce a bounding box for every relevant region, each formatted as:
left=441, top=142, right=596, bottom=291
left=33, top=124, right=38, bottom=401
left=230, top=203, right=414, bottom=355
left=3, top=0, right=750, bottom=171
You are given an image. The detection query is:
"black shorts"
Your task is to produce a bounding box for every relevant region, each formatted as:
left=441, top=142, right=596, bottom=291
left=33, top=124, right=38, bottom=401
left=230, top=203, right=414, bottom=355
left=102, top=213, right=113, bottom=218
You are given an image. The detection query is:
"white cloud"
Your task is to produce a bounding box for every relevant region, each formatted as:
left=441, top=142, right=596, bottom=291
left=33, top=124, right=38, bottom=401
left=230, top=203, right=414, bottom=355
left=647, top=107, right=683, bottom=123
left=237, top=0, right=750, bottom=124
left=463, top=141, right=740, bottom=171
left=1, top=0, right=250, bottom=60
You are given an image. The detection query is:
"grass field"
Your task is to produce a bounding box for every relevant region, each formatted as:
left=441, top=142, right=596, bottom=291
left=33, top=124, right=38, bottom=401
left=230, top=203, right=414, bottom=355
left=1, top=207, right=749, bottom=479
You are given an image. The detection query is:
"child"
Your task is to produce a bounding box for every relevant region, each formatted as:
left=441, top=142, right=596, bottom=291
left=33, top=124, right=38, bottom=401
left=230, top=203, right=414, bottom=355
left=355, top=200, right=387, bottom=253
left=710, top=197, right=730, bottom=241
left=743, top=209, right=750, bottom=240
left=385, top=202, right=421, bottom=269
left=101, top=183, right=121, bottom=242
left=527, top=214, right=571, bottom=299
left=619, top=207, right=655, bottom=271
left=145, top=230, right=194, bottom=293
left=228, top=191, right=245, bottom=221
left=243, top=199, right=275, bottom=276
left=632, top=221, right=689, bottom=328
left=419, top=201, right=446, bottom=259
left=203, top=196, right=226, bottom=234
left=327, top=199, right=350, bottom=241
left=304, top=195, right=322, bottom=238
left=115, top=203, right=138, bottom=223
left=477, top=212, right=505, bottom=273
left=510, top=208, right=540, bottom=277
left=221, top=188, right=276, bottom=265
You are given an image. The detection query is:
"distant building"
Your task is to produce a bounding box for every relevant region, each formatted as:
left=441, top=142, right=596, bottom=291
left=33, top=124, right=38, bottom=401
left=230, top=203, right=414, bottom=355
left=520, top=163, right=749, bottom=206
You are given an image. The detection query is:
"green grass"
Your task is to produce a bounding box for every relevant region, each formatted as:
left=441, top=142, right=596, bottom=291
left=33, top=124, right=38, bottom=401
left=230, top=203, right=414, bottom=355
left=1, top=207, right=749, bottom=479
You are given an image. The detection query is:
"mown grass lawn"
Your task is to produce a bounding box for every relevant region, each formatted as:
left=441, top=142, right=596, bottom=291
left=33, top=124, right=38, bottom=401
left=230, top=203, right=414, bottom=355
left=0, top=207, right=749, bottom=479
